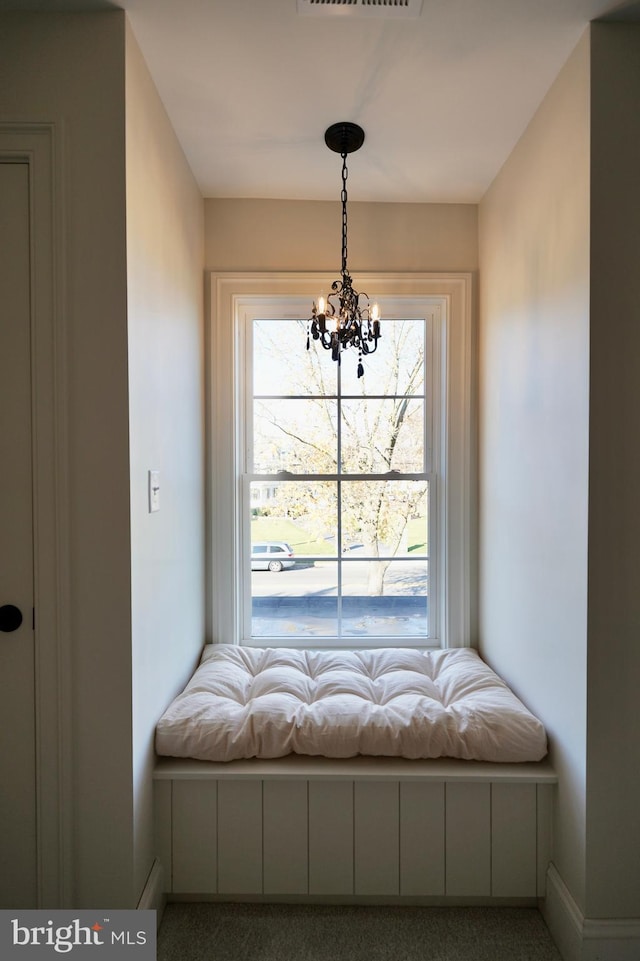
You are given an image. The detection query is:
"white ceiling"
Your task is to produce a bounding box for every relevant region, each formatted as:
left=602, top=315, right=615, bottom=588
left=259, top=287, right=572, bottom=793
left=3, top=0, right=640, bottom=202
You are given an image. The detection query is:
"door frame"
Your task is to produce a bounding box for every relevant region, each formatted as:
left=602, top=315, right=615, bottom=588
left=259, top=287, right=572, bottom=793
left=1, top=123, right=72, bottom=907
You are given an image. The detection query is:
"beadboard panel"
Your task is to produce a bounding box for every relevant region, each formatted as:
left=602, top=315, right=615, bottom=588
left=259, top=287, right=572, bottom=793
left=153, top=779, right=172, bottom=892
left=172, top=779, right=217, bottom=893
left=400, top=781, right=446, bottom=895
left=217, top=780, right=263, bottom=894
left=308, top=780, right=354, bottom=895
left=156, top=767, right=554, bottom=900
left=263, top=779, right=308, bottom=895
left=537, top=783, right=554, bottom=898
left=445, top=782, right=491, bottom=895
left=492, top=782, right=537, bottom=897
left=354, top=781, right=400, bottom=895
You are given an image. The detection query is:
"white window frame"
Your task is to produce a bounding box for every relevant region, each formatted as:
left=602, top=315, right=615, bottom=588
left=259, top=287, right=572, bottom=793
left=242, top=300, right=436, bottom=646
left=208, top=272, right=473, bottom=649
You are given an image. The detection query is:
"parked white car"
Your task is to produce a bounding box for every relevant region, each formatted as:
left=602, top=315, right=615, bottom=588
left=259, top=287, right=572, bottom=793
left=251, top=541, right=296, bottom=572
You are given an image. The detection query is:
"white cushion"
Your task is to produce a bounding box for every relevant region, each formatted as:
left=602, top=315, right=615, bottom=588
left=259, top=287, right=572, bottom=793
left=155, top=646, right=547, bottom=763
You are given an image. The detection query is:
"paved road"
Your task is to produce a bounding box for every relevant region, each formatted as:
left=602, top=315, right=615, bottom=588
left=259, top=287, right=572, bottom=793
left=252, top=558, right=428, bottom=597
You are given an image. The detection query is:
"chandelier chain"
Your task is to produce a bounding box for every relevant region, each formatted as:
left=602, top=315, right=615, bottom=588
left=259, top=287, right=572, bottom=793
left=341, top=152, right=348, bottom=276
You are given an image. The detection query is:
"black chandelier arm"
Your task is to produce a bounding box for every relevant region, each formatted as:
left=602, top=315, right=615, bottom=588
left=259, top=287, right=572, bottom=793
left=319, top=331, right=335, bottom=350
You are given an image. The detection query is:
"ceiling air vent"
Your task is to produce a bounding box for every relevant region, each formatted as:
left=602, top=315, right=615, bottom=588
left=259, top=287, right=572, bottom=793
left=297, top=0, right=423, bottom=18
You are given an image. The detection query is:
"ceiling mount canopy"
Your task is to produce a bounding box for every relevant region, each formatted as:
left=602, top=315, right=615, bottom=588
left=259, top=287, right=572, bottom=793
left=306, top=123, right=380, bottom=379
left=324, top=121, right=365, bottom=155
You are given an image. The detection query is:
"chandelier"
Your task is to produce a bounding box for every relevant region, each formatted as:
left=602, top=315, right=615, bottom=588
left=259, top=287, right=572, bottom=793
left=306, top=122, right=381, bottom=378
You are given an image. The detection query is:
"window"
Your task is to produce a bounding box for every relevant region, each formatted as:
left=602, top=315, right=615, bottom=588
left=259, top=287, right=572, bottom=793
left=247, top=315, right=433, bottom=644
left=210, top=274, right=472, bottom=649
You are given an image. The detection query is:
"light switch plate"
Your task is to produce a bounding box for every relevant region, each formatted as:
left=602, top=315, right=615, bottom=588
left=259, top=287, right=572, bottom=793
left=148, top=470, right=160, bottom=512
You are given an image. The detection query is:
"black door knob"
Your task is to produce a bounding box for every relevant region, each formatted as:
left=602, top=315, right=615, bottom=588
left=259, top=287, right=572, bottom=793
left=0, top=605, right=23, bottom=632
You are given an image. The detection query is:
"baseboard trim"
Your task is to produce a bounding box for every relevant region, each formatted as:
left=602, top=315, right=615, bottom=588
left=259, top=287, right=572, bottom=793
left=137, top=859, right=166, bottom=925
left=542, top=864, right=640, bottom=961
left=166, top=893, right=538, bottom=907
left=583, top=918, right=640, bottom=939
left=541, top=864, right=583, bottom=961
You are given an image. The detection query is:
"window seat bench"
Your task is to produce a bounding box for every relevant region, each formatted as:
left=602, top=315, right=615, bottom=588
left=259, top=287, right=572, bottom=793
left=153, top=755, right=556, bottom=904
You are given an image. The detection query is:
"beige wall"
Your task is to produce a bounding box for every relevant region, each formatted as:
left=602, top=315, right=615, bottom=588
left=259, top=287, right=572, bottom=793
left=586, top=21, right=640, bottom=919
left=205, top=198, right=478, bottom=272
left=478, top=33, right=591, bottom=910
left=0, top=11, right=134, bottom=906
left=125, top=23, right=205, bottom=902
left=480, top=22, right=640, bottom=926
left=0, top=10, right=206, bottom=908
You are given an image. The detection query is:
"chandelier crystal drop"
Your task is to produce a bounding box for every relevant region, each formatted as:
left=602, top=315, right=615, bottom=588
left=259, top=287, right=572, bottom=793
left=306, top=122, right=381, bottom=378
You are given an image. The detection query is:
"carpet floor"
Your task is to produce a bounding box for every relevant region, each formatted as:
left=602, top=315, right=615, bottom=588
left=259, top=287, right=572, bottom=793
left=157, top=903, right=562, bottom=961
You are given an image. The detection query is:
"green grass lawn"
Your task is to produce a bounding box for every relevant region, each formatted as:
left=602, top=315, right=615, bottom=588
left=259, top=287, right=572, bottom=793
left=251, top=516, right=428, bottom=555
left=407, top=516, right=428, bottom=553
left=251, top=517, right=334, bottom=555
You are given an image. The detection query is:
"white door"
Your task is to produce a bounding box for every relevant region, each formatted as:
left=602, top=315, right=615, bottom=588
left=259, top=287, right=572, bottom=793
left=0, top=161, right=38, bottom=906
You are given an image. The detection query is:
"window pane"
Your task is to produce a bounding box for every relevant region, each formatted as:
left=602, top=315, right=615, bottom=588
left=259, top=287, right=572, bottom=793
left=252, top=561, right=338, bottom=637
left=340, top=481, right=429, bottom=558
left=253, top=398, right=337, bottom=473
left=254, top=319, right=337, bottom=396
left=251, top=560, right=429, bottom=639
left=249, top=482, right=428, bottom=639
left=341, top=560, right=429, bottom=637
left=250, top=481, right=338, bottom=556
left=341, top=399, right=424, bottom=473
left=340, top=318, right=425, bottom=396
